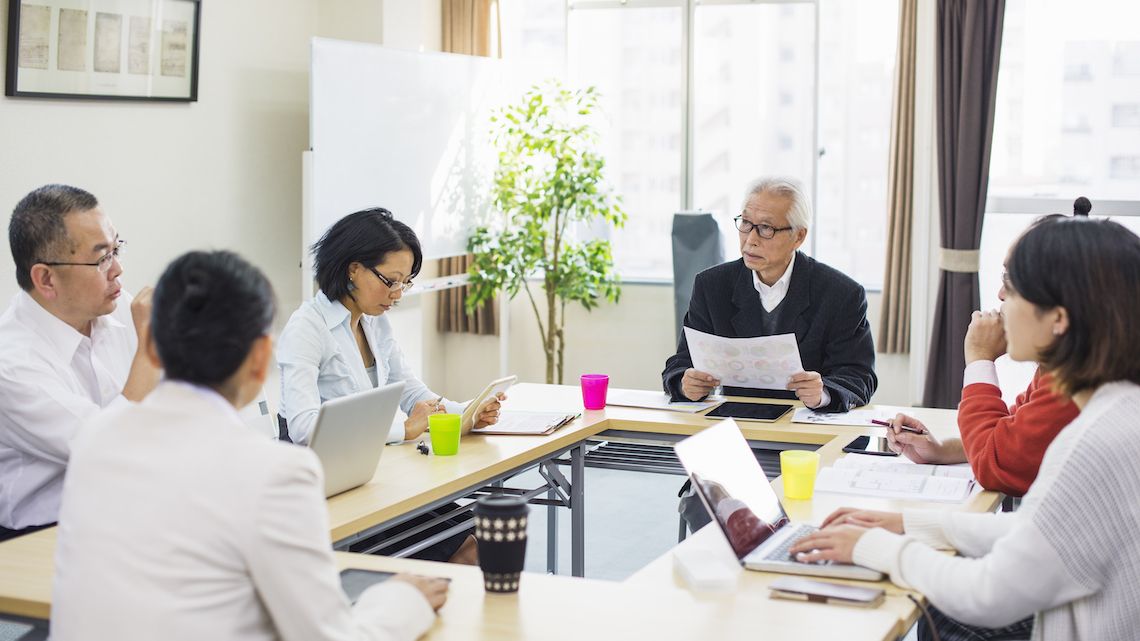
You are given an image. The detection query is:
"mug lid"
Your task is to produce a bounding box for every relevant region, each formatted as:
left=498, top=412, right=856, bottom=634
left=474, top=495, right=529, bottom=515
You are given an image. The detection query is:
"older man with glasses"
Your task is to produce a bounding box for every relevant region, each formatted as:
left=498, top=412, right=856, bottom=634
left=663, top=176, right=877, bottom=413
left=0, top=184, right=160, bottom=541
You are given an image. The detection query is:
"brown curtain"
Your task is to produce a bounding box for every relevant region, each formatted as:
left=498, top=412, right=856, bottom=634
left=442, top=0, right=500, bottom=56
left=922, top=0, right=1005, bottom=408
left=878, top=0, right=918, bottom=354
left=438, top=0, right=501, bottom=335
left=437, top=255, right=499, bottom=335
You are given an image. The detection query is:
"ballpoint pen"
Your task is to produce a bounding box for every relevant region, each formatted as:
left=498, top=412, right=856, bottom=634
left=870, top=418, right=925, bottom=434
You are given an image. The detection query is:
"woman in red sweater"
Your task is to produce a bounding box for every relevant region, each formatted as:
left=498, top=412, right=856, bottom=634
left=887, top=204, right=1091, bottom=496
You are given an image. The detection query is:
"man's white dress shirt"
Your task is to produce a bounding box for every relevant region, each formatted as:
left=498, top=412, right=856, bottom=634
left=0, top=290, right=136, bottom=529
left=751, top=252, right=796, bottom=313
left=51, top=381, right=435, bottom=641
left=750, top=255, right=829, bottom=409
left=276, top=292, right=464, bottom=445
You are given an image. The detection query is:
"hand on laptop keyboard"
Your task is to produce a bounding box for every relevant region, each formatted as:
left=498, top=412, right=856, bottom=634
left=787, top=524, right=868, bottom=565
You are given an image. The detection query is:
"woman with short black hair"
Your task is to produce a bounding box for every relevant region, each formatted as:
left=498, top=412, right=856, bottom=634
left=790, top=216, right=1140, bottom=641
left=277, top=208, right=501, bottom=447
left=52, top=250, right=448, bottom=641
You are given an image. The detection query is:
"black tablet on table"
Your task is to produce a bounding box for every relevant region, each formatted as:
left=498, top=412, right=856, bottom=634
left=704, top=401, right=792, bottom=422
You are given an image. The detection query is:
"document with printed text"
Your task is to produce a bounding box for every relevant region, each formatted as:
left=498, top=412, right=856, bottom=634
left=814, top=454, right=979, bottom=503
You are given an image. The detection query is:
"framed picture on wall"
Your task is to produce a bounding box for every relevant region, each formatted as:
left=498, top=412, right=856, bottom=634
left=5, top=0, right=201, bottom=101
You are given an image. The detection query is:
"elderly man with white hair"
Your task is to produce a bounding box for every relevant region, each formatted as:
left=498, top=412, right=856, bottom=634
left=662, top=177, right=877, bottom=413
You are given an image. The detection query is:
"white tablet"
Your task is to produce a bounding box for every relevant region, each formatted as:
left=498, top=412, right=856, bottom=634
left=461, top=375, right=517, bottom=432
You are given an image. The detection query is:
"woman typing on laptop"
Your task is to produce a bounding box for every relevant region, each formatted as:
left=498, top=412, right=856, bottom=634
left=52, top=251, right=448, bottom=641
left=790, top=216, right=1140, bottom=641
left=277, top=208, right=502, bottom=564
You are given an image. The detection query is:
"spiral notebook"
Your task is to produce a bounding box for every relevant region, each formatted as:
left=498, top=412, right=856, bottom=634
left=470, top=410, right=580, bottom=435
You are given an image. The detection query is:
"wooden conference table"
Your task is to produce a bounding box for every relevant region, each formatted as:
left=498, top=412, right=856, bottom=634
left=0, top=383, right=999, bottom=640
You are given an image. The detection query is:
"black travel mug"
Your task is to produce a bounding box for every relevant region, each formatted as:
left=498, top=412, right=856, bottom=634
left=472, top=495, right=529, bottom=592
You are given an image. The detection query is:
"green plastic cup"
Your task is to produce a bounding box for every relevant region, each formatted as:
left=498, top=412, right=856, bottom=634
left=429, top=413, right=461, bottom=456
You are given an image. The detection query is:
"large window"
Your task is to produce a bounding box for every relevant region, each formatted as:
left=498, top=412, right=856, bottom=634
left=691, top=3, right=816, bottom=269
left=568, top=6, right=684, bottom=279
left=815, top=0, right=898, bottom=287
left=988, top=0, right=1140, bottom=203
left=501, top=0, right=899, bottom=284
left=982, top=0, right=1140, bottom=400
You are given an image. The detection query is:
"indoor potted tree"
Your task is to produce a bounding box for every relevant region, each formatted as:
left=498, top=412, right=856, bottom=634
left=465, top=81, right=625, bottom=385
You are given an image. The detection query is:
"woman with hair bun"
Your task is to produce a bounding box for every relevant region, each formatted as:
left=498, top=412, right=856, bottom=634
left=51, top=250, right=448, bottom=641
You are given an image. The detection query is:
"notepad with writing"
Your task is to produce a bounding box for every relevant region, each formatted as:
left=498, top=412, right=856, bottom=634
left=470, top=411, right=579, bottom=435
left=814, top=454, right=979, bottom=503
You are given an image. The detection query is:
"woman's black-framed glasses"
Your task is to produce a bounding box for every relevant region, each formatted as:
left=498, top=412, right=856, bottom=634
left=368, top=266, right=414, bottom=293
left=40, top=240, right=126, bottom=274
left=733, top=216, right=793, bottom=239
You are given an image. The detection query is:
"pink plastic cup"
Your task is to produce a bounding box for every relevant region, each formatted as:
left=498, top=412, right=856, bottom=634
left=580, top=374, right=610, bottom=410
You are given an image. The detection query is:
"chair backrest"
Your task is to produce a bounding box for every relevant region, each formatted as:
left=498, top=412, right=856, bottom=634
left=672, top=211, right=725, bottom=339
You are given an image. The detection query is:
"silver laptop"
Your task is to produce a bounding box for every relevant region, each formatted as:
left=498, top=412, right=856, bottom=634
left=674, top=419, right=884, bottom=581
left=309, top=381, right=405, bottom=497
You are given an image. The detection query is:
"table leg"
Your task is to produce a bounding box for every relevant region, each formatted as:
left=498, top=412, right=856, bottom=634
left=547, top=486, right=558, bottom=574
left=571, top=442, right=585, bottom=577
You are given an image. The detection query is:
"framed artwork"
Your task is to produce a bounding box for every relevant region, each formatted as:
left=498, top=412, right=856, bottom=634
left=5, top=0, right=200, bottom=101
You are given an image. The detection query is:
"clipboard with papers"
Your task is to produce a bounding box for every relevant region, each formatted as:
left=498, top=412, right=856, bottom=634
left=469, top=410, right=580, bottom=435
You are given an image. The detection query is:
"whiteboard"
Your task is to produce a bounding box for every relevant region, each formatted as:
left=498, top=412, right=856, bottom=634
left=309, top=38, right=510, bottom=259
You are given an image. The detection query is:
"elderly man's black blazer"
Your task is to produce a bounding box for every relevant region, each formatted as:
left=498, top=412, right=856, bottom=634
left=662, top=253, right=877, bottom=413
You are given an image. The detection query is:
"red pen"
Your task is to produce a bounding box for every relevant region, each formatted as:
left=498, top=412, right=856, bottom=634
left=871, top=418, right=925, bottom=434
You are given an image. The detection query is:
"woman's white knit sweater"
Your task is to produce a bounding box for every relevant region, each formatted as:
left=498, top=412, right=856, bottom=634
left=853, top=381, right=1140, bottom=641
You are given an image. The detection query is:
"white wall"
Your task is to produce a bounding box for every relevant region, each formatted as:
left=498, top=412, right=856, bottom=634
left=381, top=0, right=442, bottom=52
left=0, top=0, right=319, bottom=330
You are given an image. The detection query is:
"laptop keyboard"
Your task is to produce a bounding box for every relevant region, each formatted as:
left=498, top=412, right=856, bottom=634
left=760, top=523, right=821, bottom=563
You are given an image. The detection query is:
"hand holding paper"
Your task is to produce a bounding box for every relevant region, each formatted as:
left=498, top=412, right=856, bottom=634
left=683, top=327, right=805, bottom=391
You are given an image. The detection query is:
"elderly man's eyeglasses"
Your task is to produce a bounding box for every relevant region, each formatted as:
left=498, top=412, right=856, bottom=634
left=734, top=216, right=794, bottom=239
left=368, top=266, right=414, bottom=293
left=40, top=240, right=126, bottom=274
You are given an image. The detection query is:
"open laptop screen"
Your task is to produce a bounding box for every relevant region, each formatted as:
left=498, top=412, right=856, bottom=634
left=674, top=419, right=791, bottom=559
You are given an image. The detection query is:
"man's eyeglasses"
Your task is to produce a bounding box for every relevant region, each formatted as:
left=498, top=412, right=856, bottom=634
left=368, top=266, right=414, bottom=293
left=733, top=216, right=794, bottom=239
left=40, top=240, right=126, bottom=274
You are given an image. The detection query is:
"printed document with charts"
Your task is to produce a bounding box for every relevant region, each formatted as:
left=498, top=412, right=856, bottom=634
left=470, top=411, right=580, bottom=435
left=814, top=454, right=981, bottom=503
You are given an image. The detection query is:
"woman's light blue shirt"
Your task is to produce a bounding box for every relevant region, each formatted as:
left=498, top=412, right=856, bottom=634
left=276, top=292, right=464, bottom=444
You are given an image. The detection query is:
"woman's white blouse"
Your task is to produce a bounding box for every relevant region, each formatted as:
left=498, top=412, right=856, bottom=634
left=276, top=292, right=463, bottom=444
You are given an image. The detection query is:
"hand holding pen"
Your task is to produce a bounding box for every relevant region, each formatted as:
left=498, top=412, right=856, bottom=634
left=875, top=413, right=959, bottom=465
left=870, top=417, right=925, bottom=434
left=404, top=397, right=446, bottom=441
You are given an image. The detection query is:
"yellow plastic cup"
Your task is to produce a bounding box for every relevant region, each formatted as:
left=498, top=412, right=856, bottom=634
left=429, top=413, right=461, bottom=456
left=780, top=450, right=820, bottom=500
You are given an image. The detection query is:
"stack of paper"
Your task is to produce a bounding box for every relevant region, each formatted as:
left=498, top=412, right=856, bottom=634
left=470, top=411, right=580, bottom=435
left=814, top=454, right=979, bottom=503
